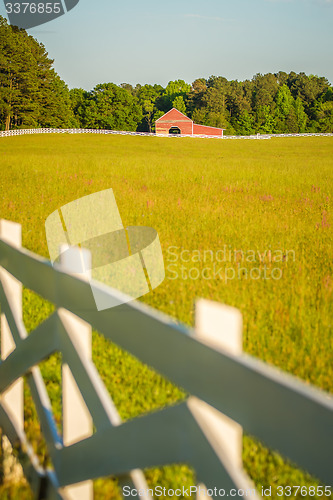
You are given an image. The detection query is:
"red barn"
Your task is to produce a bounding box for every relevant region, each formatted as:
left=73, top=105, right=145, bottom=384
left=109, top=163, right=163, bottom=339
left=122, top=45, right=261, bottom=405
left=155, top=108, right=224, bottom=137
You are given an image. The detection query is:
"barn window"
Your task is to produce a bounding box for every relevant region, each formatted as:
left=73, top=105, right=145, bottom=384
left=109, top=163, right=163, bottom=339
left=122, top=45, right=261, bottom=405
left=169, top=127, right=181, bottom=135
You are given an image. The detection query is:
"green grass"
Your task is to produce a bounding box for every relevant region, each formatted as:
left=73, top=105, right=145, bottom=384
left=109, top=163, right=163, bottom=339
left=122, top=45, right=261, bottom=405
left=0, top=134, right=332, bottom=498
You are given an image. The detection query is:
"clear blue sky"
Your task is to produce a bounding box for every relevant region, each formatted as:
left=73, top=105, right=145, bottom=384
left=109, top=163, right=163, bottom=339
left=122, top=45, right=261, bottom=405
left=1, top=0, right=332, bottom=89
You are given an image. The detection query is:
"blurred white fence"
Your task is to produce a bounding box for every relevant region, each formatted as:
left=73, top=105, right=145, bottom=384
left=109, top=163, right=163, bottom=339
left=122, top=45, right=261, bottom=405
left=0, top=219, right=332, bottom=499
left=0, top=128, right=332, bottom=140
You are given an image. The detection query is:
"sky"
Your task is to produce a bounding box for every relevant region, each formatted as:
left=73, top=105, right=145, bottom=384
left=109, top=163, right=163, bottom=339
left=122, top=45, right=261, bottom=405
left=1, top=0, right=333, bottom=90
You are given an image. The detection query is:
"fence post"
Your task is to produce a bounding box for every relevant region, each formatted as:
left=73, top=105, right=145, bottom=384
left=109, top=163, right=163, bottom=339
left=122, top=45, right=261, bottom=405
left=0, top=220, right=24, bottom=483
left=192, top=299, right=251, bottom=498
left=60, top=245, right=93, bottom=500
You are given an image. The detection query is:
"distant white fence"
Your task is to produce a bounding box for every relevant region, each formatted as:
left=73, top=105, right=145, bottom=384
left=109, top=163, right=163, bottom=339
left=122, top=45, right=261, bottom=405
left=0, top=128, right=333, bottom=140
left=0, top=219, right=332, bottom=499
left=224, top=132, right=333, bottom=139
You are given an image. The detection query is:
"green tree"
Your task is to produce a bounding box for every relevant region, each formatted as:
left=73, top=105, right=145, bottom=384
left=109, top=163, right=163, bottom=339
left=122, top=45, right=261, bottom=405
left=235, top=111, right=255, bottom=135
left=82, top=83, right=142, bottom=131
left=294, top=97, right=307, bottom=133
left=316, top=101, right=333, bottom=132
left=252, top=73, right=279, bottom=111
left=284, top=108, right=298, bottom=133
left=194, top=77, right=232, bottom=131
left=137, top=84, right=164, bottom=132
left=158, top=79, right=191, bottom=111
left=256, top=105, right=276, bottom=134
left=203, top=87, right=226, bottom=113
left=276, top=84, right=294, bottom=118
left=152, top=109, right=165, bottom=127
left=120, top=83, right=134, bottom=95
left=323, top=87, right=333, bottom=103
left=275, top=84, right=296, bottom=132
left=276, top=71, right=289, bottom=86
left=172, top=95, right=186, bottom=114
left=39, top=73, right=75, bottom=128
left=0, top=18, right=38, bottom=129
left=191, top=108, right=207, bottom=126
left=227, top=80, right=251, bottom=118
left=165, top=79, right=191, bottom=99
left=69, top=88, right=90, bottom=128
left=0, top=15, right=74, bottom=130
left=187, top=78, right=207, bottom=116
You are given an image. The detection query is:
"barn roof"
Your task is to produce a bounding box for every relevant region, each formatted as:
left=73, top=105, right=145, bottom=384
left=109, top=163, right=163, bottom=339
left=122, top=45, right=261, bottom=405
left=156, top=108, right=193, bottom=123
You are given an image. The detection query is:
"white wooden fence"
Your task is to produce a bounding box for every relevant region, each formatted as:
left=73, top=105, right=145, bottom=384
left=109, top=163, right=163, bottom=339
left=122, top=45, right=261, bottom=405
left=0, top=128, right=333, bottom=140
left=0, top=219, right=332, bottom=499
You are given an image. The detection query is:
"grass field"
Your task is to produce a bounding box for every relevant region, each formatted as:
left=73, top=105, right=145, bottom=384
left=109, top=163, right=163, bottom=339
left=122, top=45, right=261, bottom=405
left=0, top=134, right=332, bottom=499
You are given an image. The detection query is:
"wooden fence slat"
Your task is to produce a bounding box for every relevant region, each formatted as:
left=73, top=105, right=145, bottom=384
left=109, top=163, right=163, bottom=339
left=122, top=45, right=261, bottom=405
left=60, top=246, right=93, bottom=500
left=27, top=366, right=63, bottom=454
left=57, top=312, right=122, bottom=430
left=192, top=299, right=258, bottom=499
left=58, top=246, right=153, bottom=500
left=0, top=276, right=62, bottom=454
left=0, top=314, right=59, bottom=393
left=0, top=220, right=24, bottom=483
left=0, top=401, right=50, bottom=498
left=0, top=272, right=27, bottom=346
left=194, top=300, right=243, bottom=467
left=55, top=402, right=247, bottom=496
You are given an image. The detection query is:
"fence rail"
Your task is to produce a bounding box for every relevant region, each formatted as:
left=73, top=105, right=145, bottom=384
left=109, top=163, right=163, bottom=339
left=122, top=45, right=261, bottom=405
left=0, top=128, right=333, bottom=140
left=0, top=220, right=332, bottom=499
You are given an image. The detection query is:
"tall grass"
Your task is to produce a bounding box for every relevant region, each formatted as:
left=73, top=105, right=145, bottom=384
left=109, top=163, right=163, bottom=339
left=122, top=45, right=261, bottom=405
left=0, top=134, right=332, bottom=499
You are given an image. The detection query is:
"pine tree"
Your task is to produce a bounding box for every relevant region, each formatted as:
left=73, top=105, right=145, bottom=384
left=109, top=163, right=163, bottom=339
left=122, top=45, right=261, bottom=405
left=0, top=15, right=74, bottom=130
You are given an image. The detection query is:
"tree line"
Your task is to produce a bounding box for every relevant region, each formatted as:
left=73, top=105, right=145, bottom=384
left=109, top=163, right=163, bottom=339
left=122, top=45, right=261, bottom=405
left=1, top=15, right=332, bottom=134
